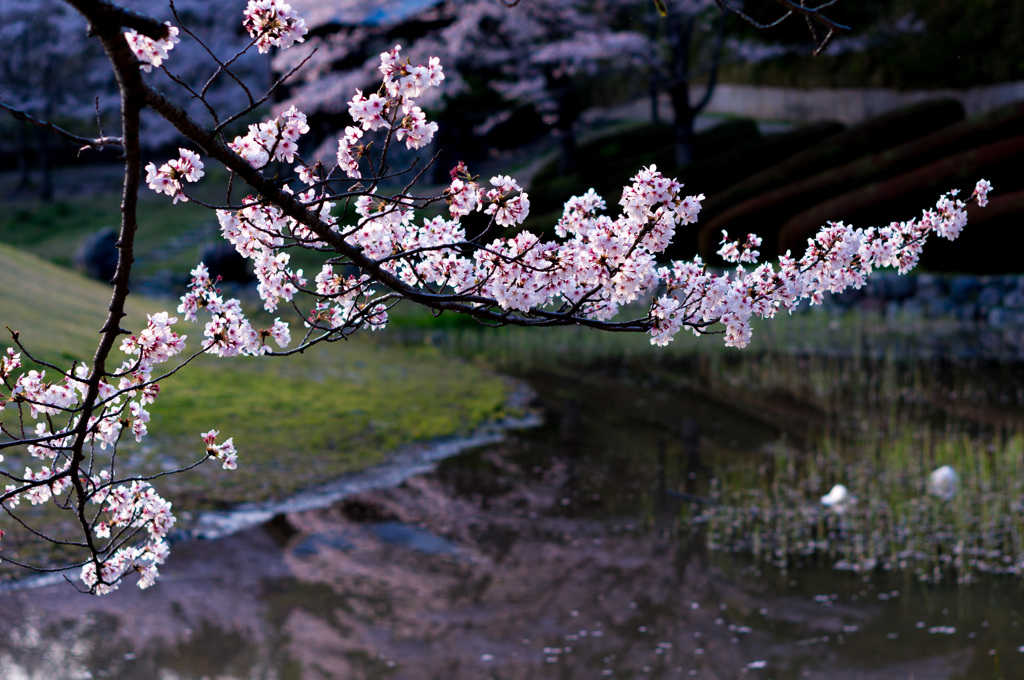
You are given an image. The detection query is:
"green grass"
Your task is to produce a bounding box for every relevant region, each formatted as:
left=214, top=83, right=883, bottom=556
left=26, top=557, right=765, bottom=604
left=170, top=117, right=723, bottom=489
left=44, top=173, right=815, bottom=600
left=0, top=244, right=507, bottom=572
left=0, top=241, right=152, bottom=363
left=147, top=343, right=507, bottom=506
left=0, top=164, right=262, bottom=284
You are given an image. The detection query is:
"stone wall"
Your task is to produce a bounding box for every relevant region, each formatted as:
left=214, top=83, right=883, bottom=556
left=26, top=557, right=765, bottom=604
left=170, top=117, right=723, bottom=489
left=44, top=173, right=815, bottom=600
left=801, top=273, right=1024, bottom=361
left=820, top=273, right=1024, bottom=328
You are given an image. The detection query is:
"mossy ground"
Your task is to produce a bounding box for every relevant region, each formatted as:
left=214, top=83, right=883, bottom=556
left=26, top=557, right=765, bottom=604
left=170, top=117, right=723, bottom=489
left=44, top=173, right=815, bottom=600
left=148, top=343, right=507, bottom=506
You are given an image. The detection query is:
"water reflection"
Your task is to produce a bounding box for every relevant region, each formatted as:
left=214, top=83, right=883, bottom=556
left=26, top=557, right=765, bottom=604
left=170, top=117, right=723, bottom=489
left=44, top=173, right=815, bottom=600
left=2, top=364, right=1024, bottom=679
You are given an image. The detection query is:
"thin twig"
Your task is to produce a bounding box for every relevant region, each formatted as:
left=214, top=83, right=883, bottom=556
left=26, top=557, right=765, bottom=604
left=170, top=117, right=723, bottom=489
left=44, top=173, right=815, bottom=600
left=0, top=101, right=122, bottom=153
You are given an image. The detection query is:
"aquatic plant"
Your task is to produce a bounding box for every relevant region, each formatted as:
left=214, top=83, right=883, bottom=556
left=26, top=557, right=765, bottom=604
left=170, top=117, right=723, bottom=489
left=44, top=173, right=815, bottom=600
left=704, top=427, right=1024, bottom=585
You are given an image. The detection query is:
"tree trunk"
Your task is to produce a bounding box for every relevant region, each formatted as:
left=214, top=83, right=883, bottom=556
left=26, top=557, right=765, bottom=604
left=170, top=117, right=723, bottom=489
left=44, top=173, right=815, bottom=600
left=650, top=80, right=661, bottom=126
left=15, top=122, right=33, bottom=195
left=667, top=30, right=695, bottom=167
left=36, top=124, right=53, bottom=201
left=552, top=73, right=583, bottom=176
left=556, top=129, right=577, bottom=176
left=667, top=11, right=694, bottom=168
left=649, top=15, right=661, bottom=125
left=664, top=6, right=728, bottom=169
left=673, top=111, right=695, bottom=167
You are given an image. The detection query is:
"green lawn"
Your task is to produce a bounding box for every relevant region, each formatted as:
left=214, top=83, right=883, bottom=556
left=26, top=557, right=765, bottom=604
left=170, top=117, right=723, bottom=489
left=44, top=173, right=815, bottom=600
left=0, top=242, right=507, bottom=569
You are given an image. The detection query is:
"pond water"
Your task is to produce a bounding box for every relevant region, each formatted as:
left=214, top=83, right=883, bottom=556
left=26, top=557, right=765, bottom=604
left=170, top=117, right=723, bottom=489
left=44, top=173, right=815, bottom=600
left=2, top=353, right=1024, bottom=679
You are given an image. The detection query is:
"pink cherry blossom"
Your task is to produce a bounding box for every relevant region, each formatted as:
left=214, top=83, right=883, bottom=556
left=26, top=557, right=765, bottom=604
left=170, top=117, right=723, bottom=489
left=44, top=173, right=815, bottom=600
left=973, top=179, right=993, bottom=208
left=203, top=430, right=239, bottom=470
left=144, top=149, right=205, bottom=202
left=124, top=22, right=180, bottom=72
left=243, top=0, right=307, bottom=53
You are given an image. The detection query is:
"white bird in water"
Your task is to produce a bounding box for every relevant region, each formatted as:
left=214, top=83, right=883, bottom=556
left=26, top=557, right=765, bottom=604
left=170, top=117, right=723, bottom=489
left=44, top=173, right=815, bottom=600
left=821, top=484, right=854, bottom=513
left=927, top=465, right=959, bottom=501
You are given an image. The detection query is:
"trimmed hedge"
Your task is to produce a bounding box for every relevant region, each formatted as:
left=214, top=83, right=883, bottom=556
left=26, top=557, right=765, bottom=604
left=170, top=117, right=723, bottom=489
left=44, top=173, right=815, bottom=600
left=700, top=98, right=1024, bottom=259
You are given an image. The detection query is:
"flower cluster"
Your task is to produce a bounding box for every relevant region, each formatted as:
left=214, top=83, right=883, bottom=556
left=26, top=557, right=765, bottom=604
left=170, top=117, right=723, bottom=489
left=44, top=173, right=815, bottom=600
left=973, top=179, right=993, bottom=208
left=717, top=232, right=762, bottom=264
left=81, top=480, right=174, bottom=594
left=445, top=171, right=483, bottom=218
left=178, top=263, right=292, bottom=355
left=243, top=0, right=307, bottom=53
left=81, top=537, right=169, bottom=594
left=202, top=429, right=239, bottom=470
left=0, top=300, right=248, bottom=593
left=229, top=106, right=310, bottom=169
left=145, top=149, right=204, bottom=203
left=0, top=347, right=19, bottom=379
left=119, top=311, right=187, bottom=368
left=301, top=162, right=675, bottom=320
left=212, top=45, right=989, bottom=352
left=334, top=126, right=365, bottom=179
left=395, top=105, right=438, bottom=150
left=8, top=369, right=76, bottom=419
left=378, top=47, right=444, bottom=99
left=128, top=30, right=996, bottom=368
left=124, top=22, right=180, bottom=72
left=309, top=269, right=387, bottom=332
left=12, top=462, right=72, bottom=506
left=1, top=312, right=195, bottom=593
left=212, top=196, right=320, bottom=313
left=652, top=186, right=988, bottom=348
left=483, top=175, right=531, bottom=227
left=337, top=46, right=444, bottom=178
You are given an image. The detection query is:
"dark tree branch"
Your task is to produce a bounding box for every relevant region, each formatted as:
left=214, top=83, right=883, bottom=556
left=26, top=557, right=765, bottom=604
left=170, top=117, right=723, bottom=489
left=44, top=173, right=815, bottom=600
left=58, top=0, right=157, bottom=590
left=0, top=101, right=122, bottom=153
left=712, top=0, right=849, bottom=54
left=140, top=84, right=667, bottom=333
left=65, top=0, right=170, bottom=39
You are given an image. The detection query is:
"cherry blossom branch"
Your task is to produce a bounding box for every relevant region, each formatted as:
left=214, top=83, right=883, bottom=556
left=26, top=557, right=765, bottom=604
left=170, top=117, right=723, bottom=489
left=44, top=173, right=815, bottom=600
left=159, top=64, right=223, bottom=127
left=0, top=0, right=989, bottom=596
left=4, top=329, right=80, bottom=379
left=167, top=0, right=256, bottom=105
left=68, top=12, right=148, bottom=589
left=68, top=0, right=170, bottom=40
left=211, top=49, right=316, bottom=133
